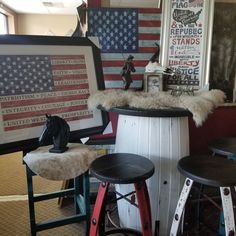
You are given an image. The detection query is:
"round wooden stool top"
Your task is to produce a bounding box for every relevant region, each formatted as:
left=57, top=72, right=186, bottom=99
left=209, top=137, right=236, bottom=156
left=178, top=155, right=236, bottom=187
left=90, top=153, right=155, bottom=184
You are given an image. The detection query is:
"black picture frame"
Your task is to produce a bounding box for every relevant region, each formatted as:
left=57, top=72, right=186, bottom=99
left=0, top=35, right=109, bottom=155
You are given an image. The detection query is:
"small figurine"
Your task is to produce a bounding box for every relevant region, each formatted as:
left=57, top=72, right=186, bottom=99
left=149, top=42, right=160, bottom=63
left=39, top=114, right=70, bottom=153
left=170, top=70, right=194, bottom=96
left=120, top=55, right=136, bottom=90
left=145, top=43, right=165, bottom=73
left=72, top=1, right=87, bottom=37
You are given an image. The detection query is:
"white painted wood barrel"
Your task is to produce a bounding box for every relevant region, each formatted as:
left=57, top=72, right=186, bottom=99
left=114, top=113, right=190, bottom=236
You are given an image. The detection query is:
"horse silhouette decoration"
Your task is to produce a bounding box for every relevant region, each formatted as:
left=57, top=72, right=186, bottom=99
left=39, top=114, right=70, bottom=153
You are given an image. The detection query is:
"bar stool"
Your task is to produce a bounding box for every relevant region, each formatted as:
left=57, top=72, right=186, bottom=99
left=209, top=137, right=236, bottom=159
left=89, top=153, right=155, bottom=236
left=170, top=155, right=236, bottom=236
left=23, top=143, right=96, bottom=236
left=209, top=137, right=236, bottom=235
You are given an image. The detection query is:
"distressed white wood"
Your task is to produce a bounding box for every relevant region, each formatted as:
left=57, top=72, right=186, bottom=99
left=115, top=114, right=189, bottom=236
left=220, top=187, right=236, bottom=235
left=170, top=178, right=193, bottom=236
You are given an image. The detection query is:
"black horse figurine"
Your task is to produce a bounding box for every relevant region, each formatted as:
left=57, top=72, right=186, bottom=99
left=39, top=114, right=70, bottom=153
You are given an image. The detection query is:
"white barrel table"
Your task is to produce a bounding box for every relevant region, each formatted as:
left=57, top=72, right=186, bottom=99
left=99, top=106, right=191, bottom=236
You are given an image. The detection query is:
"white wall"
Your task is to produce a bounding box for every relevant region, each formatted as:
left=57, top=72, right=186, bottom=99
left=17, top=14, right=77, bottom=36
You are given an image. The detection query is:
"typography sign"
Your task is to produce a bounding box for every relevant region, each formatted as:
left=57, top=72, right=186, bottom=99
left=167, top=0, right=205, bottom=89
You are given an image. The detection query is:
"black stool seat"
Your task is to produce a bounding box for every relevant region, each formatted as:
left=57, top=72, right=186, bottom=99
left=209, top=137, right=236, bottom=156
left=90, top=153, right=155, bottom=184
left=178, top=155, right=236, bottom=187
left=171, top=155, right=236, bottom=235
left=90, top=153, right=154, bottom=236
left=208, top=138, right=236, bottom=235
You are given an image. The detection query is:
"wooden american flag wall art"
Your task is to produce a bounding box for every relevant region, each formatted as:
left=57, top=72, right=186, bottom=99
left=87, top=7, right=162, bottom=89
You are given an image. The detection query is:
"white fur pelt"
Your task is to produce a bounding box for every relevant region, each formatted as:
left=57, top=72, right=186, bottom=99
left=23, top=143, right=96, bottom=181
left=88, top=89, right=226, bottom=126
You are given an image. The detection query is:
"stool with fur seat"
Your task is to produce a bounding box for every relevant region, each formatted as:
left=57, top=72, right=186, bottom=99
left=23, top=143, right=96, bottom=236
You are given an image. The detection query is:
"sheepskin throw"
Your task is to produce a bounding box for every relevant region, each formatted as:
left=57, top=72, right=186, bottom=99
left=23, top=143, right=96, bottom=181
left=88, top=89, right=225, bottom=127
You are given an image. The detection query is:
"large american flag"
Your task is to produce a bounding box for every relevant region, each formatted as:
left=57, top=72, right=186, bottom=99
left=88, top=7, right=161, bottom=89
left=0, top=55, right=93, bottom=132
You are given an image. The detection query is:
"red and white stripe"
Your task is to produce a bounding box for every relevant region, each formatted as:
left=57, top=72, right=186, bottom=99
left=101, top=8, right=162, bottom=89
left=1, top=55, right=93, bottom=131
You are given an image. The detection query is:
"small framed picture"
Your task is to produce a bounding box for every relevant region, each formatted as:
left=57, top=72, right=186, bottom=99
left=144, top=72, right=163, bottom=93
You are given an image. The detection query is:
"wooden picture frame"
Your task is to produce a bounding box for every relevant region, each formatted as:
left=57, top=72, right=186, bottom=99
left=144, top=72, right=163, bottom=93
left=0, top=35, right=109, bottom=154
left=160, top=0, right=211, bottom=90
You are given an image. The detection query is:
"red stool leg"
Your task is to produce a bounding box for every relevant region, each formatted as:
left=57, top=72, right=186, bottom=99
left=134, top=181, right=152, bottom=236
left=90, top=182, right=109, bottom=236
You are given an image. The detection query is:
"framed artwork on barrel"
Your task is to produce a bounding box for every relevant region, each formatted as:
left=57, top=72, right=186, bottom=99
left=144, top=72, right=163, bottom=93
left=0, top=35, right=109, bottom=155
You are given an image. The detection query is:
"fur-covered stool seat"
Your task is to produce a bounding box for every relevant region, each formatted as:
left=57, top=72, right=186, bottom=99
left=23, top=143, right=96, bottom=236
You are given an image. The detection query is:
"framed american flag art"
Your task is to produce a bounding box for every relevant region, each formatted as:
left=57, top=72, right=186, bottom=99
left=0, top=35, right=109, bottom=155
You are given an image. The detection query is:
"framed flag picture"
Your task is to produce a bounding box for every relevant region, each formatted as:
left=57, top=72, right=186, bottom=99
left=0, top=35, right=109, bottom=154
